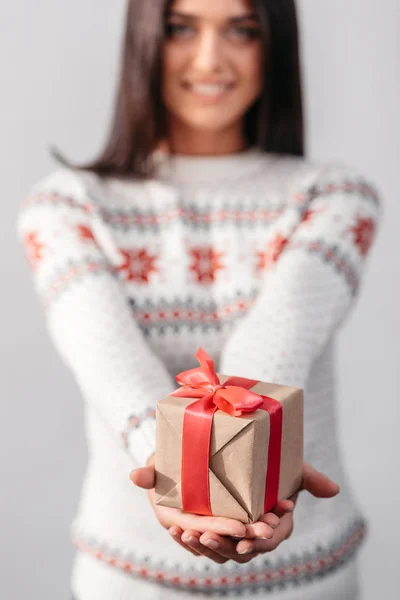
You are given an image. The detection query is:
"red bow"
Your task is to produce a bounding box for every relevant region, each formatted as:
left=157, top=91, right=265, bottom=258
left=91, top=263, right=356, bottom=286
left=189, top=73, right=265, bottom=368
left=172, top=347, right=264, bottom=416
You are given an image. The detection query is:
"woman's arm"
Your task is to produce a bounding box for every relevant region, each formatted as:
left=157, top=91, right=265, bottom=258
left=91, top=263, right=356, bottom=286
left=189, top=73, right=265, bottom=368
left=17, top=169, right=175, bottom=468
left=220, top=164, right=381, bottom=387
left=161, top=164, right=381, bottom=563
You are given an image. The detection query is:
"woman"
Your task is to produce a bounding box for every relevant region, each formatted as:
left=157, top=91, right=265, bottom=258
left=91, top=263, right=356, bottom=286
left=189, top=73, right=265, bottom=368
left=17, top=0, right=380, bottom=598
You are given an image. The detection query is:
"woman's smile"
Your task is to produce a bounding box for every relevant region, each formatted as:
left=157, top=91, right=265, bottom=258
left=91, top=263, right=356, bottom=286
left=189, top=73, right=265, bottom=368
left=182, top=80, right=236, bottom=102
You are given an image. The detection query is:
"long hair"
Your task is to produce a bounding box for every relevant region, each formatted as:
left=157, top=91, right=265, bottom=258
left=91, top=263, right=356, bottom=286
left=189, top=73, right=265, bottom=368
left=55, top=0, right=304, bottom=178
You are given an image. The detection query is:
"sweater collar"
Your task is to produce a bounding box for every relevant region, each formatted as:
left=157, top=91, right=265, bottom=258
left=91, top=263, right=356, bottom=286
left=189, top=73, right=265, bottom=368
left=152, top=147, right=272, bottom=185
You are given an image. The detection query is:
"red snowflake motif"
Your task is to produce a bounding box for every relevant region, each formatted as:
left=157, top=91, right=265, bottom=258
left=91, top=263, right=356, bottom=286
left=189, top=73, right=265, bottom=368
left=116, top=248, right=159, bottom=283
left=76, top=224, right=97, bottom=244
left=24, top=232, right=44, bottom=270
left=256, top=233, right=288, bottom=272
left=349, top=215, right=376, bottom=256
left=189, top=246, right=225, bottom=284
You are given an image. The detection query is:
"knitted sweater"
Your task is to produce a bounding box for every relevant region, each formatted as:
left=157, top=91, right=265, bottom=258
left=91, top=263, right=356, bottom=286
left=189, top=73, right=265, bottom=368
left=17, top=149, right=380, bottom=597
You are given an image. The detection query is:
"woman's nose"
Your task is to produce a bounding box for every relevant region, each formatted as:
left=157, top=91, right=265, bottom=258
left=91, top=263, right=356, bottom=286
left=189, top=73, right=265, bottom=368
left=191, top=31, right=223, bottom=75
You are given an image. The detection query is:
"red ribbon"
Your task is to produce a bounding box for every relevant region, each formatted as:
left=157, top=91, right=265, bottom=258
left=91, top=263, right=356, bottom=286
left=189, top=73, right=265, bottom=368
left=170, top=348, right=283, bottom=516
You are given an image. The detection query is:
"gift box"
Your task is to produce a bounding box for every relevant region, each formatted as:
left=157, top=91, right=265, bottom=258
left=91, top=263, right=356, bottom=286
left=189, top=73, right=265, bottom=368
left=155, top=348, right=303, bottom=524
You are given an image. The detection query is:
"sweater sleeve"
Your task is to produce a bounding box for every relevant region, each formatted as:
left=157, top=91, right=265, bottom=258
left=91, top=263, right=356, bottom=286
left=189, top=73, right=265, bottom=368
left=220, top=164, right=382, bottom=388
left=17, top=169, right=176, bottom=467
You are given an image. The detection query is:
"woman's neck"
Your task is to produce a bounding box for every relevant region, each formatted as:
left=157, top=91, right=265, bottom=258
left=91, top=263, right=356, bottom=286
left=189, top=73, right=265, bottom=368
left=163, top=118, right=247, bottom=156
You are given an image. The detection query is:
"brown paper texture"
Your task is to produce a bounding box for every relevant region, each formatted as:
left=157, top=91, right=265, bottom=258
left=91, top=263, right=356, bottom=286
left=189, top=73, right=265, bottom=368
left=155, top=375, right=303, bottom=523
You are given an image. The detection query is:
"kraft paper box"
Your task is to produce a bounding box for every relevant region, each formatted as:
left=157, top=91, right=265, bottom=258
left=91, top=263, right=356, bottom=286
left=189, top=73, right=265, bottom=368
left=155, top=374, right=304, bottom=524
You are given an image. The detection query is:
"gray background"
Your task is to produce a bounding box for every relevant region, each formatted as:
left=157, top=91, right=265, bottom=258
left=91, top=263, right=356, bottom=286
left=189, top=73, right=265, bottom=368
left=1, top=0, right=399, bottom=598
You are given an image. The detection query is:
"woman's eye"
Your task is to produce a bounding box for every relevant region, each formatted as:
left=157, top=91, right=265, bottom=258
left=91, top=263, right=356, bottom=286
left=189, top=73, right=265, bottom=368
left=166, top=23, right=194, bottom=40
left=227, top=26, right=261, bottom=42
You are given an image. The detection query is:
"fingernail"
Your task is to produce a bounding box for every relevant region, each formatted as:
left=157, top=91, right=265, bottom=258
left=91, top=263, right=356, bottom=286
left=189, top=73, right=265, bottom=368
left=238, top=547, right=252, bottom=555
left=260, top=535, right=272, bottom=540
left=182, top=535, right=195, bottom=543
left=203, top=539, right=219, bottom=550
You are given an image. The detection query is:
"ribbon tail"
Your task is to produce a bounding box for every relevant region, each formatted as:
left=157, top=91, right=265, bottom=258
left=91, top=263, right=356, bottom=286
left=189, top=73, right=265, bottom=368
left=261, top=396, right=283, bottom=513
left=181, top=394, right=216, bottom=515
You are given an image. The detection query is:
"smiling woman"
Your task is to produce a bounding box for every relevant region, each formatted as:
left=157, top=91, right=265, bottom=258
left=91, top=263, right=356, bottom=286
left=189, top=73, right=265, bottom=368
left=54, top=0, right=303, bottom=175
left=17, top=1, right=381, bottom=599
left=162, top=1, right=264, bottom=154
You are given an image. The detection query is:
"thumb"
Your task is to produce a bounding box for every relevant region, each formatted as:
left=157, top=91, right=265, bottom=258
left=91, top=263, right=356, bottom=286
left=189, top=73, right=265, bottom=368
left=130, top=464, right=156, bottom=490
left=301, top=463, right=340, bottom=498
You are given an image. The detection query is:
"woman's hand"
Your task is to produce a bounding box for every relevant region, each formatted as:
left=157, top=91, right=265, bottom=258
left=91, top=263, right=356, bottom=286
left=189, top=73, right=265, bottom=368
left=217, top=463, right=340, bottom=558
left=131, top=460, right=340, bottom=563
left=130, top=454, right=292, bottom=562
left=166, top=497, right=295, bottom=564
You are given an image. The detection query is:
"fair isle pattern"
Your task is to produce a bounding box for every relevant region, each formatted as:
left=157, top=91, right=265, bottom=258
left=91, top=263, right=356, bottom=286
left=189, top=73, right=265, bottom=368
left=256, top=233, right=290, bottom=273
left=36, top=213, right=365, bottom=314
left=122, top=407, right=156, bottom=449
left=116, top=247, right=160, bottom=284
left=104, top=205, right=286, bottom=230
left=128, top=291, right=259, bottom=335
left=22, top=177, right=378, bottom=233
left=36, top=238, right=358, bottom=314
left=348, top=215, right=377, bottom=256
left=293, top=179, right=379, bottom=211
left=23, top=231, right=44, bottom=271
left=23, top=191, right=285, bottom=231
left=71, top=518, right=366, bottom=594
left=286, top=240, right=360, bottom=294
left=35, top=233, right=365, bottom=319
left=189, top=246, right=226, bottom=284
left=41, top=259, right=117, bottom=310
left=22, top=178, right=377, bottom=309
left=22, top=190, right=95, bottom=214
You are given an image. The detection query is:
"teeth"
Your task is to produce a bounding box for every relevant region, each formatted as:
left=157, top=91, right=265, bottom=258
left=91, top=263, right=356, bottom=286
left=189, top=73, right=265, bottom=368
left=190, top=84, right=229, bottom=95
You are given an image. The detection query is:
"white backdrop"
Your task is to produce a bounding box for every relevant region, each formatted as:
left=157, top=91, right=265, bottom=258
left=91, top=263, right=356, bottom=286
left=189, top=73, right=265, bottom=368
left=1, top=1, right=399, bottom=598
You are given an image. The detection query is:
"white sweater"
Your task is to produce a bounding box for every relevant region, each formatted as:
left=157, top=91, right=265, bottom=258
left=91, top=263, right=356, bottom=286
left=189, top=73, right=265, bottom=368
left=17, top=149, right=380, bottom=596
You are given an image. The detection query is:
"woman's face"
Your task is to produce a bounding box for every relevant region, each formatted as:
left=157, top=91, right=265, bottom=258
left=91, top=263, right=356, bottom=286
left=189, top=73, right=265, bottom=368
left=162, top=0, right=263, bottom=141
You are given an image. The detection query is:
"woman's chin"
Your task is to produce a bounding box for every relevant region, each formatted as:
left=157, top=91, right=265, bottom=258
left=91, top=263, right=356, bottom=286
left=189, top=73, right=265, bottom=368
left=177, top=114, right=240, bottom=134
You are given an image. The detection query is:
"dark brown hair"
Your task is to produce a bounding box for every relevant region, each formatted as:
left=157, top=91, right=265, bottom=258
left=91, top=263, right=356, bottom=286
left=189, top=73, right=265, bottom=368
left=55, top=0, right=304, bottom=177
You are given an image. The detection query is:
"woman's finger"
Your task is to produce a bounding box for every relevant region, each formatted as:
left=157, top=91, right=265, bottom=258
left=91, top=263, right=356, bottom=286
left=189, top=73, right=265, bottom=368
left=301, top=463, right=340, bottom=497
left=171, top=512, right=247, bottom=538
left=244, top=521, right=274, bottom=540
left=129, top=465, right=155, bottom=490
left=261, top=512, right=281, bottom=529
left=168, top=526, right=201, bottom=557
left=240, top=496, right=296, bottom=540
left=181, top=530, right=228, bottom=564
left=244, top=509, right=288, bottom=539
left=273, top=499, right=295, bottom=518
left=236, top=513, right=294, bottom=555
left=199, top=532, right=259, bottom=564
